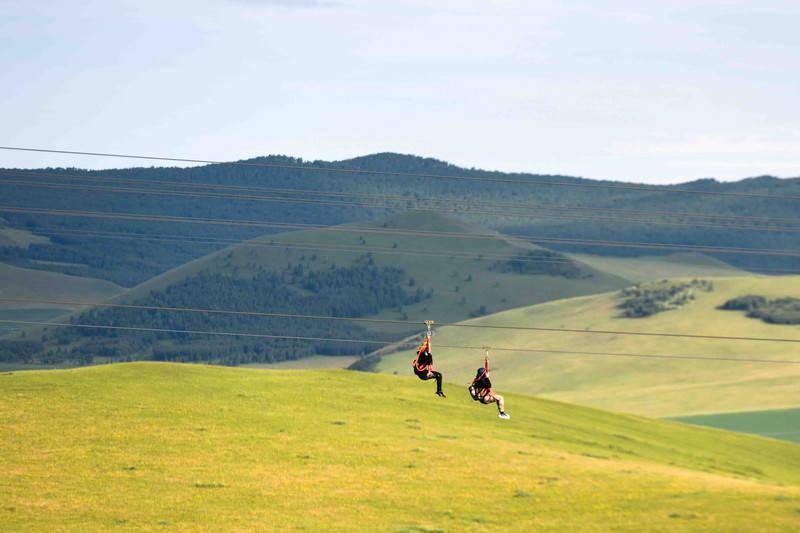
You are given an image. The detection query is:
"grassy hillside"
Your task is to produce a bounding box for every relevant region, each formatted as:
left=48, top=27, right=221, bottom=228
left=676, top=408, right=800, bottom=444
left=2, top=155, right=799, bottom=285
left=0, top=262, right=124, bottom=335
left=11, top=213, right=632, bottom=366
left=120, top=211, right=629, bottom=327
left=0, top=225, right=50, bottom=248
left=375, top=276, right=800, bottom=418
left=1, top=363, right=799, bottom=531
left=0, top=262, right=123, bottom=310
left=567, top=252, right=746, bottom=282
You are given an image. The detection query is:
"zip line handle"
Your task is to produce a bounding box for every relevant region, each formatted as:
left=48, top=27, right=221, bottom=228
left=424, top=319, right=434, bottom=339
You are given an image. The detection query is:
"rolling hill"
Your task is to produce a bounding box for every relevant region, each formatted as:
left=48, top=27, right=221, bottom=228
left=1, top=363, right=799, bottom=530
left=2, top=154, right=799, bottom=288
left=675, top=408, right=800, bottom=444
left=0, top=262, right=124, bottom=335
left=9, top=212, right=632, bottom=366
left=119, top=211, right=629, bottom=325
left=373, top=275, right=800, bottom=418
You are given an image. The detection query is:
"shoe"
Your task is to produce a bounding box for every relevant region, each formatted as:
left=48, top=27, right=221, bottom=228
left=498, top=412, right=510, bottom=420
left=436, top=391, right=446, bottom=398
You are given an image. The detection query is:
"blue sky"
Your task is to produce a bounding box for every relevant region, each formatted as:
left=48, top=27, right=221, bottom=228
left=1, top=0, right=798, bottom=183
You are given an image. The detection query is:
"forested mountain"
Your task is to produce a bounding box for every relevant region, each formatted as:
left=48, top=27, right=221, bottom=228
left=1, top=153, right=798, bottom=286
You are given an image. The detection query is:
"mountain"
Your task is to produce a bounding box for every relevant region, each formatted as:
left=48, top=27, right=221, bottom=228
left=0, top=153, right=798, bottom=287
left=2, top=363, right=799, bottom=530
left=372, top=275, right=800, bottom=418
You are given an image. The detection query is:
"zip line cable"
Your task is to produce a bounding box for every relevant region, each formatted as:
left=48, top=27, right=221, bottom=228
left=31, top=227, right=800, bottom=275
left=3, top=145, right=800, bottom=201
left=4, top=205, right=800, bottom=257
left=4, top=168, right=800, bottom=227
left=4, top=297, right=799, bottom=344
left=28, top=227, right=594, bottom=267
left=1, top=319, right=797, bottom=365
left=4, top=176, right=800, bottom=234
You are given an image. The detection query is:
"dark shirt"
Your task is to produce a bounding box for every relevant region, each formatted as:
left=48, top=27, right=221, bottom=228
left=474, top=375, right=492, bottom=391
left=416, top=350, right=433, bottom=368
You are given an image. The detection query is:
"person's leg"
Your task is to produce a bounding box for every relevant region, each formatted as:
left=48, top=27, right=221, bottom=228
left=432, top=371, right=443, bottom=393
left=493, top=394, right=505, bottom=413
left=482, top=393, right=504, bottom=412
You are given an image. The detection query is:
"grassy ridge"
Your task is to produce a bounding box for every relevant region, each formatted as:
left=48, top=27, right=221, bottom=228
left=376, top=276, right=800, bottom=417
left=0, top=262, right=123, bottom=311
left=118, top=212, right=629, bottom=331
left=676, top=408, right=800, bottom=444
left=1, top=363, right=800, bottom=531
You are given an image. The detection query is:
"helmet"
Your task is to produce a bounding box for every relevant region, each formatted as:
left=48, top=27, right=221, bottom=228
left=475, top=368, right=485, bottom=378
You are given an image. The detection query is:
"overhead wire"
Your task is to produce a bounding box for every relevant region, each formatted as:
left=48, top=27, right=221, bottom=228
left=1, top=318, right=797, bottom=365
left=3, top=176, right=800, bottom=234
left=3, top=296, right=799, bottom=344
left=2, top=145, right=799, bottom=201
left=27, top=226, right=800, bottom=274
left=3, top=168, right=800, bottom=227
left=3, top=205, right=800, bottom=257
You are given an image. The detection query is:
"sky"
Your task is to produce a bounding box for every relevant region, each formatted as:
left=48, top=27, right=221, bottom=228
left=1, top=0, right=799, bottom=184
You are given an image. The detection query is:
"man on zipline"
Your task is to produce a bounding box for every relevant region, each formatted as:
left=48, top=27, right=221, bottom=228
left=469, top=350, right=510, bottom=419
left=412, top=320, right=445, bottom=398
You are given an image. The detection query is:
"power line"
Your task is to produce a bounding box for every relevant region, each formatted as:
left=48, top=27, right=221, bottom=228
left=4, top=297, right=799, bottom=344
left=4, top=205, right=800, bottom=257
left=4, top=176, right=800, bottom=234
left=1, top=318, right=797, bottom=365
left=4, top=168, right=800, bottom=227
left=30, top=227, right=800, bottom=274
left=30, top=227, right=593, bottom=267
left=3, top=145, right=799, bottom=201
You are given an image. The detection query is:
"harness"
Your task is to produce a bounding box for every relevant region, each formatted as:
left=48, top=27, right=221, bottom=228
left=412, top=321, right=435, bottom=374
left=469, top=348, right=492, bottom=400
left=470, top=376, right=492, bottom=400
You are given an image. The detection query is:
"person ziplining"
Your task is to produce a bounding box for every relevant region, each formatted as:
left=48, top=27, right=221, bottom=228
left=469, top=349, right=510, bottom=419
left=412, top=320, right=445, bottom=398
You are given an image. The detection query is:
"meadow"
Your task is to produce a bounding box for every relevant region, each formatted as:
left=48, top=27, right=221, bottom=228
left=1, top=363, right=799, bottom=531
left=376, top=276, right=800, bottom=418
left=676, top=408, right=800, bottom=444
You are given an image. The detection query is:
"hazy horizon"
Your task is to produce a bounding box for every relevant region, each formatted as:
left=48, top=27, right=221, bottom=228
left=2, top=0, right=798, bottom=184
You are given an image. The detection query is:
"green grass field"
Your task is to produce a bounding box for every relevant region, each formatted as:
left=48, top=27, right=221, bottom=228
left=376, top=275, right=800, bottom=418
left=1, top=363, right=799, bottom=531
left=675, top=408, right=800, bottom=444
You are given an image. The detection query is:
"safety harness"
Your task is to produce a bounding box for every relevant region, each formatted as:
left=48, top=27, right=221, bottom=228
left=469, top=349, right=492, bottom=400
left=411, top=320, right=435, bottom=373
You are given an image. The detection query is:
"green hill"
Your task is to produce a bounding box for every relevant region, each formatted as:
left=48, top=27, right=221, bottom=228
left=374, top=275, right=800, bottom=418
left=0, top=262, right=124, bottom=336
left=567, top=252, right=746, bottom=282
left=1, top=363, right=799, bottom=531
left=121, top=211, right=629, bottom=325
left=674, top=407, right=800, bottom=444
left=11, top=212, right=631, bottom=366
left=2, top=155, right=799, bottom=287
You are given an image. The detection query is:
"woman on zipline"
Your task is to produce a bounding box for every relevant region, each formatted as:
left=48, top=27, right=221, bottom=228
left=412, top=321, right=445, bottom=398
left=469, top=350, right=510, bottom=419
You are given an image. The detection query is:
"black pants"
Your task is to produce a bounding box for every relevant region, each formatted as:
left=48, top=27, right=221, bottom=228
left=415, top=369, right=442, bottom=393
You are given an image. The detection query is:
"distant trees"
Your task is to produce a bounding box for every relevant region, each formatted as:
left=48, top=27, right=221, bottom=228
left=491, top=250, right=584, bottom=278
left=26, top=255, right=432, bottom=365
left=618, top=279, right=713, bottom=318
left=719, top=295, right=800, bottom=325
